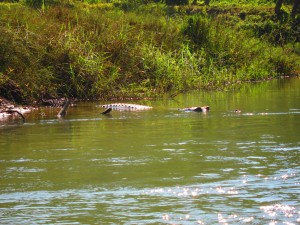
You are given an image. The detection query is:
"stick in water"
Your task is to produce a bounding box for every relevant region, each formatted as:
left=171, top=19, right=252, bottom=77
left=2, top=109, right=25, bottom=122
left=101, top=108, right=112, bottom=115
left=57, top=99, right=70, bottom=118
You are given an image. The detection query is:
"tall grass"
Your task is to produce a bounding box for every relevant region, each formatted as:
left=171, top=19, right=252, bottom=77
left=0, top=1, right=299, bottom=103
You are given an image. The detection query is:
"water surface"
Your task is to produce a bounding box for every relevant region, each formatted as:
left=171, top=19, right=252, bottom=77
left=0, top=78, right=299, bottom=224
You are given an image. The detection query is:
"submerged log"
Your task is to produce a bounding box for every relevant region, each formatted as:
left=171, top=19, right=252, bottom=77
left=0, top=109, right=25, bottom=122
left=0, top=98, right=31, bottom=122
left=57, top=99, right=70, bottom=118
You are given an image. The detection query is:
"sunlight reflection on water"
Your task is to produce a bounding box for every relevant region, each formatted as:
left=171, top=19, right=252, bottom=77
left=1, top=79, right=300, bottom=224
left=1, top=173, right=299, bottom=224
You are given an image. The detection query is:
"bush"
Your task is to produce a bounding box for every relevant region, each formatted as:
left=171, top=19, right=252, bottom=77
left=0, top=2, right=299, bottom=103
left=182, top=15, right=210, bottom=48
left=165, top=0, right=189, bottom=6
left=25, top=0, right=44, bottom=8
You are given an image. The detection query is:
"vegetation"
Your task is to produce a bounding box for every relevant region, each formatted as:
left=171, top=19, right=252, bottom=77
left=0, top=0, right=299, bottom=104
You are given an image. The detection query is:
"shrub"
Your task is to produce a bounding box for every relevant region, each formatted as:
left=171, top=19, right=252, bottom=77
left=182, top=15, right=210, bottom=48
left=0, top=1, right=299, bottom=103
left=165, top=0, right=189, bottom=6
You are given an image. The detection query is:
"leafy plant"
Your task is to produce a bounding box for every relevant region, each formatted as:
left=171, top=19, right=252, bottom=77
left=165, top=0, right=189, bottom=6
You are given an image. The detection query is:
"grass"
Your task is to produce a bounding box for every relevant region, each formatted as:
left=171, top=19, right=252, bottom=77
left=0, top=0, right=299, bottom=104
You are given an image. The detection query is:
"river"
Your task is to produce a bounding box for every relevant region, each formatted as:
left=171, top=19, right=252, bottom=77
left=0, top=78, right=299, bottom=224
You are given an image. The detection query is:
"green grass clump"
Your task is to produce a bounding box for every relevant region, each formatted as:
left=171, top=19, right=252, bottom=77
left=0, top=1, right=299, bottom=103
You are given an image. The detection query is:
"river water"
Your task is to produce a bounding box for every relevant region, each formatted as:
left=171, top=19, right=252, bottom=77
left=0, top=78, right=299, bottom=224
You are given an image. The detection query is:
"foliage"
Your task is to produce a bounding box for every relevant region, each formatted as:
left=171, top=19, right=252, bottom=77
left=165, top=0, right=189, bottom=5
left=182, top=15, right=210, bottom=48
left=0, top=1, right=299, bottom=103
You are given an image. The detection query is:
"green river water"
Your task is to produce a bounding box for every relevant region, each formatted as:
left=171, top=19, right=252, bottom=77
left=0, top=78, right=299, bottom=224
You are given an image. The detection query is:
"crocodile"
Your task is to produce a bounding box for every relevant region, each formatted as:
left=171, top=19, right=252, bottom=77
left=99, top=103, right=210, bottom=114
left=99, top=103, right=153, bottom=112
left=179, top=106, right=210, bottom=112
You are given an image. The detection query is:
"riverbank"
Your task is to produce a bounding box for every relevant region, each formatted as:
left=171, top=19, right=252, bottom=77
left=0, top=1, right=299, bottom=104
left=0, top=97, right=32, bottom=121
